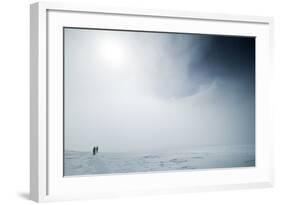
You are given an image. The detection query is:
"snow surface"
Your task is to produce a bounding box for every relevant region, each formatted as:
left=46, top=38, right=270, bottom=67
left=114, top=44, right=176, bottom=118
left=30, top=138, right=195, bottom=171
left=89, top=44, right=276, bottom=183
left=64, top=145, right=255, bottom=176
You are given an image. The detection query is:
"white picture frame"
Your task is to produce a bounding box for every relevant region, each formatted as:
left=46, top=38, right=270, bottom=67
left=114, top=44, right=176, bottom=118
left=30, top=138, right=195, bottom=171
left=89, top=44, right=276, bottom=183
left=30, top=1, right=274, bottom=202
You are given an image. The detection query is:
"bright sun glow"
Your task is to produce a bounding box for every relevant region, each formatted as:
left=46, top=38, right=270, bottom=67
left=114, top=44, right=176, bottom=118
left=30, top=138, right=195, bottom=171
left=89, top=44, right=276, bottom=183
left=98, top=38, right=128, bottom=69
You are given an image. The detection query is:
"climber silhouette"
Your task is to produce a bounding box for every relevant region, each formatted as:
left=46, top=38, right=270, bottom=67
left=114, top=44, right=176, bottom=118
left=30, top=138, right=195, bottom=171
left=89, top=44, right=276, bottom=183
left=93, top=146, right=99, bottom=155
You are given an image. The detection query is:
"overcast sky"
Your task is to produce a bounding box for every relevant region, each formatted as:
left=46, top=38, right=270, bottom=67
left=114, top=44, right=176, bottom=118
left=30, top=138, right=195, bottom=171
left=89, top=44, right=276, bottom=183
left=64, top=28, right=255, bottom=152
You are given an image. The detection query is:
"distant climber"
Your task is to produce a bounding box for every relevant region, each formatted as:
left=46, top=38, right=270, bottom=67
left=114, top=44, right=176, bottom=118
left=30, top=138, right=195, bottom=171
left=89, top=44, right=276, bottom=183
left=93, top=146, right=99, bottom=155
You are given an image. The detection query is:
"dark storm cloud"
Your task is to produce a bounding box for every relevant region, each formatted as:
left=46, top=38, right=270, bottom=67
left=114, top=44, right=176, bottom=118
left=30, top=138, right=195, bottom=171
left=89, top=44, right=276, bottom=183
left=187, top=36, right=255, bottom=95
left=152, top=34, right=255, bottom=99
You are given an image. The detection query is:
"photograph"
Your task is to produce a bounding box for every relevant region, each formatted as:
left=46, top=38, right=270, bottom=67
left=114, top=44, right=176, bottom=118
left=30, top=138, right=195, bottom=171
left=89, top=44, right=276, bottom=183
left=63, top=27, right=255, bottom=176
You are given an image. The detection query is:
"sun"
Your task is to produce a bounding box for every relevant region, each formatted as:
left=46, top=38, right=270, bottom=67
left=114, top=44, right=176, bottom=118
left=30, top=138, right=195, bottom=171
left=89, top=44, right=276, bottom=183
left=97, top=38, right=128, bottom=69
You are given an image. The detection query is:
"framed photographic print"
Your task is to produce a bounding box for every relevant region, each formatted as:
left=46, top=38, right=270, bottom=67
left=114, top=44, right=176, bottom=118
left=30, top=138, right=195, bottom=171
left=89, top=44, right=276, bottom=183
left=30, top=2, right=274, bottom=202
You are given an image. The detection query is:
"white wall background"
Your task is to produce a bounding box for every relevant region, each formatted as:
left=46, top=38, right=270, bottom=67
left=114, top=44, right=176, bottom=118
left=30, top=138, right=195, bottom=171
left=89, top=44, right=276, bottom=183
left=0, top=0, right=280, bottom=204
